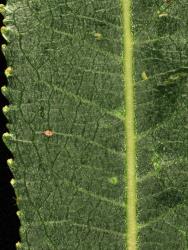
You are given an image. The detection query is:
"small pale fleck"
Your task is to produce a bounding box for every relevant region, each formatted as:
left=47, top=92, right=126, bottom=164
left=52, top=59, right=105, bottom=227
left=152, top=153, right=162, bottom=172
left=42, top=129, right=54, bottom=137
left=94, top=32, right=102, bottom=40
left=108, top=176, right=118, bottom=185
left=169, top=74, right=179, bottom=81
left=141, top=71, right=148, bottom=80
left=159, top=13, right=168, bottom=17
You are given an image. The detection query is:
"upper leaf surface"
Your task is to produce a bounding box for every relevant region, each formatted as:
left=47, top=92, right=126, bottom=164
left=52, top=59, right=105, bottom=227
left=3, top=0, right=188, bottom=249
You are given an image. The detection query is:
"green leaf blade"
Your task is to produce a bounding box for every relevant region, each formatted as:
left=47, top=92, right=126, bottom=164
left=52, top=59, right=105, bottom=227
left=2, top=0, right=188, bottom=249
left=134, top=1, right=188, bottom=249
left=4, top=0, right=126, bottom=249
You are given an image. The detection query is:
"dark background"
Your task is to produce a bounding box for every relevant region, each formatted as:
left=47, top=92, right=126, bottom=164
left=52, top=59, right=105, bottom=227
left=0, top=0, right=20, bottom=249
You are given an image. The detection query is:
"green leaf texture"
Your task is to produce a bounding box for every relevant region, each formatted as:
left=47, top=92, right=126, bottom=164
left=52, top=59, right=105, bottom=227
left=1, top=0, right=188, bottom=249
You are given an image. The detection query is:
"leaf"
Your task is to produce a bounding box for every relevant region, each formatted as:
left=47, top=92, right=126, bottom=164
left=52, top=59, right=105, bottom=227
left=1, top=0, right=188, bottom=249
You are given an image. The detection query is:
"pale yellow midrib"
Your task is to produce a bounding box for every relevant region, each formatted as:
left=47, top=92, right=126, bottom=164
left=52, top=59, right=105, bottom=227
left=121, top=1, right=137, bottom=250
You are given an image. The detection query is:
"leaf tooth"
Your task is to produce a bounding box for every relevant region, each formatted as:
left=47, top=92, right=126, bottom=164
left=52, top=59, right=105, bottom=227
left=2, top=132, right=15, bottom=149
left=10, top=178, right=16, bottom=187
left=1, top=25, right=18, bottom=42
left=5, top=66, right=13, bottom=77
left=1, top=43, right=7, bottom=57
left=15, top=242, right=22, bottom=249
left=7, top=158, right=14, bottom=167
left=2, top=105, right=10, bottom=114
left=1, top=85, right=9, bottom=96
left=16, top=210, right=24, bottom=219
left=0, top=4, right=5, bottom=14
left=0, top=3, right=14, bottom=15
left=1, top=26, right=10, bottom=41
left=2, top=132, right=13, bottom=140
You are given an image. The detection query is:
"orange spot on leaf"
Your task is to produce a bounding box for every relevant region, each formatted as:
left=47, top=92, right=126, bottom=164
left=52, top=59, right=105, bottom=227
left=42, top=130, right=54, bottom=137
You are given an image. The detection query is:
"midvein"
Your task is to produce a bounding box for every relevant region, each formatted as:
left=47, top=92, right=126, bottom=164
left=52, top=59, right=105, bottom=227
left=121, top=1, right=137, bottom=250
